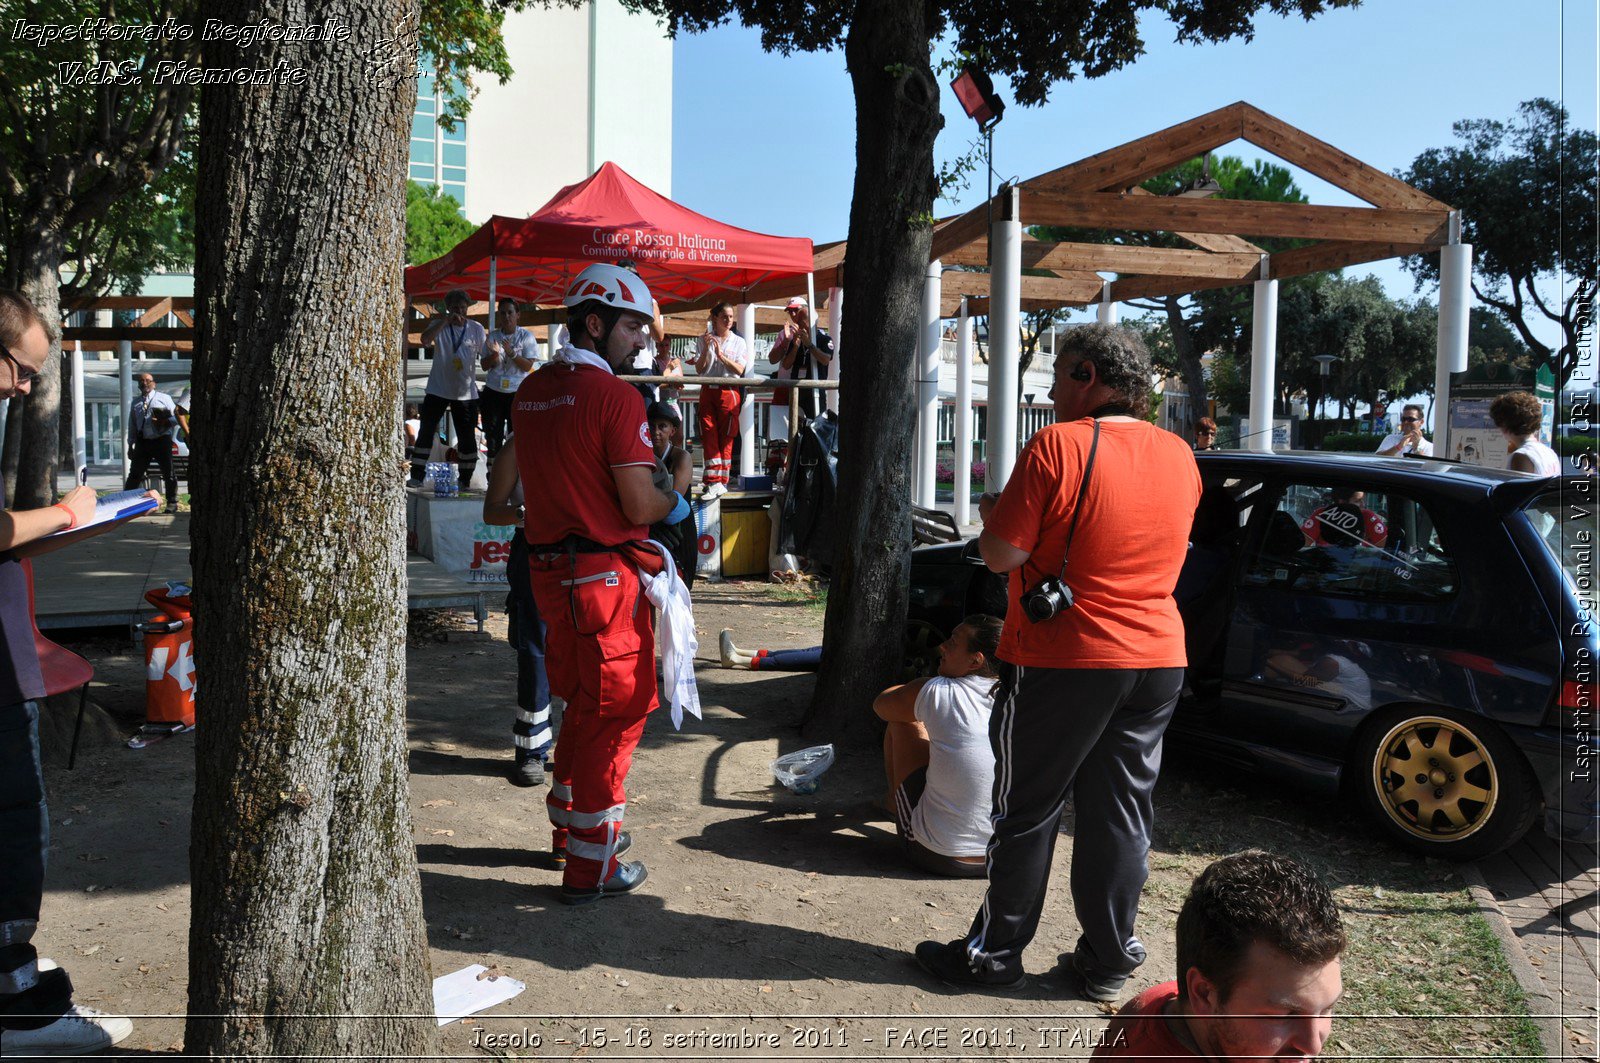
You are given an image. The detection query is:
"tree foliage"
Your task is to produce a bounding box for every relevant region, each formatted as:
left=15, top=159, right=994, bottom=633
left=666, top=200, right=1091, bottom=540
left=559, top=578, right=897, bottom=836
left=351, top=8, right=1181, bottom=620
left=614, top=0, right=1356, bottom=740
left=1275, top=273, right=1436, bottom=418
left=406, top=180, right=477, bottom=263
left=1399, top=98, right=1597, bottom=387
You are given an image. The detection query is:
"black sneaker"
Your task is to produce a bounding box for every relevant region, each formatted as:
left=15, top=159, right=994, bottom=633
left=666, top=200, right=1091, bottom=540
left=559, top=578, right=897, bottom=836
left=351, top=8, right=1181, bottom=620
left=509, top=753, right=545, bottom=787
left=552, top=831, right=630, bottom=867
left=913, top=939, right=1025, bottom=993
left=560, top=860, right=648, bottom=905
left=1059, top=949, right=1129, bottom=1002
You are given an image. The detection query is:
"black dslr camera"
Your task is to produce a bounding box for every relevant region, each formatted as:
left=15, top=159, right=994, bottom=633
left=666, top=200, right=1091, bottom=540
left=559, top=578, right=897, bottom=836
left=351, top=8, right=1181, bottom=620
left=1021, top=575, right=1074, bottom=623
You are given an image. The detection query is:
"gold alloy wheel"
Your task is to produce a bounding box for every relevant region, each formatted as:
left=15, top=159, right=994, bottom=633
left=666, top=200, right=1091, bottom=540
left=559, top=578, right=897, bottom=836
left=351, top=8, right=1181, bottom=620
left=1371, top=715, right=1499, bottom=843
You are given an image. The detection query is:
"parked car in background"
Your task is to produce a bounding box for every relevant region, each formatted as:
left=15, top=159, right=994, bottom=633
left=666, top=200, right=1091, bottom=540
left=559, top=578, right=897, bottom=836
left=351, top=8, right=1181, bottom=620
left=907, top=451, right=1596, bottom=859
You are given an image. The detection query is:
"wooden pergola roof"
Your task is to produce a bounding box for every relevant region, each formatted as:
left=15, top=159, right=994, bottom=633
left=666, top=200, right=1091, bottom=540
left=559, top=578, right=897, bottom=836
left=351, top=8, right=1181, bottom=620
left=758, top=100, right=1454, bottom=318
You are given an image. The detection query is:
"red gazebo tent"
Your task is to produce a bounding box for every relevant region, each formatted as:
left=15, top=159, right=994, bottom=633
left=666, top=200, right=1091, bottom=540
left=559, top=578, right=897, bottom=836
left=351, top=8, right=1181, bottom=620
left=403, top=162, right=815, bottom=309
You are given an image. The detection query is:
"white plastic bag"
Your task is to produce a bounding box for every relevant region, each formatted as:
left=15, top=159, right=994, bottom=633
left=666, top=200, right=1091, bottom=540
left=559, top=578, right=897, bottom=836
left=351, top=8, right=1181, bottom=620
left=771, top=744, right=835, bottom=795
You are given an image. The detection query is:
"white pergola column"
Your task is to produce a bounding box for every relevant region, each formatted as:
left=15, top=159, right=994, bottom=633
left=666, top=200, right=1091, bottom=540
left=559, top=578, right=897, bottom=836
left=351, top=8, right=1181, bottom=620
left=826, top=286, right=843, bottom=415
left=119, top=339, right=133, bottom=482
left=1096, top=280, right=1118, bottom=325
left=70, top=342, right=86, bottom=479
left=954, top=299, right=974, bottom=527
left=1434, top=228, right=1472, bottom=457
left=915, top=260, right=942, bottom=507
left=738, top=301, right=758, bottom=480
left=987, top=187, right=1022, bottom=491
left=1247, top=257, right=1278, bottom=452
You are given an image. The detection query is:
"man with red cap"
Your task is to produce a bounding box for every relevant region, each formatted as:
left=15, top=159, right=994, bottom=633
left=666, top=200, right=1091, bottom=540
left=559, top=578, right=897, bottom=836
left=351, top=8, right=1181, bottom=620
left=512, top=263, right=687, bottom=904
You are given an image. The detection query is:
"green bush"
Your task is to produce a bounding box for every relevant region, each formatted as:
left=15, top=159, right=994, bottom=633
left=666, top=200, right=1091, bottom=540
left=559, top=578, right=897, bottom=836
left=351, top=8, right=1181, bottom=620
left=1555, top=434, right=1597, bottom=456
left=1318, top=432, right=1434, bottom=453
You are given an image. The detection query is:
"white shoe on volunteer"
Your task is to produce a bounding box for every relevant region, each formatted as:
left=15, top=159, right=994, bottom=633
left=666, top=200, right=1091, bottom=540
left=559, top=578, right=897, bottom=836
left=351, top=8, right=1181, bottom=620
left=1, top=1004, right=134, bottom=1056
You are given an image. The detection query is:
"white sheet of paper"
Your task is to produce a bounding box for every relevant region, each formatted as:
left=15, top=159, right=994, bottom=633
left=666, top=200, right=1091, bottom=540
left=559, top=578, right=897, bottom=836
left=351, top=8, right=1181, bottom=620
left=432, top=963, right=527, bottom=1027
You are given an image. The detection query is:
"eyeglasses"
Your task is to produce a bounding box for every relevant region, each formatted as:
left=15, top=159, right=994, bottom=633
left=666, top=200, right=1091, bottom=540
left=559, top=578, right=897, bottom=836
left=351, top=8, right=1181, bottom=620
left=1, top=344, right=39, bottom=386
left=1400, top=416, right=1420, bottom=423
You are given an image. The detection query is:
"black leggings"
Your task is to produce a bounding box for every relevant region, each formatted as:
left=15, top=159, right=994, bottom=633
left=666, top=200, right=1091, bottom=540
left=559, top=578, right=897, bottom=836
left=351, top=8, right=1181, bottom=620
left=410, top=394, right=479, bottom=483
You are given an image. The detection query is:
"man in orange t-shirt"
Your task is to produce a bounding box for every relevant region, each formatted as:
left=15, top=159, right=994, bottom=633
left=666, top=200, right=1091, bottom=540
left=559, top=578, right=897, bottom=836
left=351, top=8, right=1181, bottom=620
left=915, top=324, right=1200, bottom=998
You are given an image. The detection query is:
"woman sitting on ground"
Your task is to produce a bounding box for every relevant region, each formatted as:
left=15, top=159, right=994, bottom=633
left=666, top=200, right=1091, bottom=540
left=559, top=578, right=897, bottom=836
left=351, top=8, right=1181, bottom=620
left=873, top=614, right=1003, bottom=878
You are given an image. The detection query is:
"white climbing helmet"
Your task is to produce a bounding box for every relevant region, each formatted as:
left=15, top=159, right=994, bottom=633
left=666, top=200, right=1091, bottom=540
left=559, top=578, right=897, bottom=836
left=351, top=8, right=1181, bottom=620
left=561, top=263, right=653, bottom=319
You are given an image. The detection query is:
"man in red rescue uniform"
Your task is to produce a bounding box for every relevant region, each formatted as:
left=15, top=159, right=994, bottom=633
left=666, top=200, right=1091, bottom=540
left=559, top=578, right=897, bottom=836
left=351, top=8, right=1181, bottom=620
left=511, top=263, right=688, bottom=904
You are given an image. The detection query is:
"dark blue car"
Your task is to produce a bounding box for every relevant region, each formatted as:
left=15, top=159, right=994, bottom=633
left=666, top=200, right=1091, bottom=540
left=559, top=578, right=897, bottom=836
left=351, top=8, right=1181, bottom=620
left=907, top=452, right=1597, bottom=859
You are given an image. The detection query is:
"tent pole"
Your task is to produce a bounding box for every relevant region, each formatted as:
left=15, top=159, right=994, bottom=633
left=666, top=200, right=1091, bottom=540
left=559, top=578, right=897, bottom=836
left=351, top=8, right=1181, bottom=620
left=987, top=186, right=1022, bottom=491
left=826, top=286, right=842, bottom=416
left=954, top=298, right=973, bottom=528
left=916, top=260, right=942, bottom=507
left=805, top=273, right=817, bottom=346
left=488, top=256, right=497, bottom=338
left=119, top=340, right=133, bottom=483
left=1096, top=280, right=1118, bottom=325
left=1247, top=257, right=1278, bottom=452
left=738, top=302, right=758, bottom=482
left=1434, top=223, right=1471, bottom=458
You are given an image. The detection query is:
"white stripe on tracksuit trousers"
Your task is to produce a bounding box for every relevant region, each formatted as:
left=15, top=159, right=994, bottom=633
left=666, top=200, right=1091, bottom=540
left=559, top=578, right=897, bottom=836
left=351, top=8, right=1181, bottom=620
left=964, top=660, right=1185, bottom=983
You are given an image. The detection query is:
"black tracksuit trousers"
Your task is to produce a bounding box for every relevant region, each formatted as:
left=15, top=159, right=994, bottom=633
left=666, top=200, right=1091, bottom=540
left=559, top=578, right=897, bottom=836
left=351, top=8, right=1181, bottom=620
left=963, top=661, right=1183, bottom=983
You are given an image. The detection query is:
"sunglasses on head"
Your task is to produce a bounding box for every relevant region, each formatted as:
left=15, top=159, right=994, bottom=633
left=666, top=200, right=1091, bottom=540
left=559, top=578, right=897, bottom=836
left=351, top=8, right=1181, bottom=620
left=1, top=344, right=39, bottom=385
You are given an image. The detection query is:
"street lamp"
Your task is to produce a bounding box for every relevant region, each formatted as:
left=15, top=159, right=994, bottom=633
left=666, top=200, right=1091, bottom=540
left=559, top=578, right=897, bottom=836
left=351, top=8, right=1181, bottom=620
left=1312, top=354, right=1339, bottom=420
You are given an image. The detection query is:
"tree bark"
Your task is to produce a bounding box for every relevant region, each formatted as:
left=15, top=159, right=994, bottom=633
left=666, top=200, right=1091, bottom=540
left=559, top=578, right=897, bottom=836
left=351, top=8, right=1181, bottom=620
left=801, top=0, right=941, bottom=744
left=1162, top=296, right=1209, bottom=425
left=12, top=234, right=65, bottom=509
left=186, top=1, right=434, bottom=1056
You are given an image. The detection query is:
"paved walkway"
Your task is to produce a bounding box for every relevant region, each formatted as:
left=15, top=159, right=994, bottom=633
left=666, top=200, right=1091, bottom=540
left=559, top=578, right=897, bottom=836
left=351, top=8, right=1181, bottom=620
left=1477, top=834, right=1600, bottom=1059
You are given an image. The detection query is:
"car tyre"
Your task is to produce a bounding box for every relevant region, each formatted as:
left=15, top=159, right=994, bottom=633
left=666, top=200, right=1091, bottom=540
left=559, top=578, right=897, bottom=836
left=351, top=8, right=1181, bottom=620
left=1354, top=706, right=1539, bottom=860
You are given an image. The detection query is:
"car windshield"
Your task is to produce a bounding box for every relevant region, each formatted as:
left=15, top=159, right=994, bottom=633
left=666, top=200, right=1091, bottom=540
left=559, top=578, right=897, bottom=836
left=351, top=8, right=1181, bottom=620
left=1525, top=488, right=1591, bottom=593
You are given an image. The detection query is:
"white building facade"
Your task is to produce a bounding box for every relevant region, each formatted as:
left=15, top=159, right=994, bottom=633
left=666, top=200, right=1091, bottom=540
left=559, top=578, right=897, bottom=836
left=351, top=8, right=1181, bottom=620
left=408, top=0, right=674, bottom=222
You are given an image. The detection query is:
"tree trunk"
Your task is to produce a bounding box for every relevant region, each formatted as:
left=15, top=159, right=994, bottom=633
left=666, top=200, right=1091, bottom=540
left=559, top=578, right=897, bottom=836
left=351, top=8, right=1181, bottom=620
left=1163, top=296, right=1209, bottom=424
left=801, top=0, right=941, bottom=744
left=13, top=234, right=65, bottom=509
left=185, top=1, right=434, bottom=1056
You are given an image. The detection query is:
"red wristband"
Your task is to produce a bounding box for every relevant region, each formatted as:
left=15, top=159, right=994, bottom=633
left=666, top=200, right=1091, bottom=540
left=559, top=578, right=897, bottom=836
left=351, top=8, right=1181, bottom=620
left=54, top=502, right=78, bottom=531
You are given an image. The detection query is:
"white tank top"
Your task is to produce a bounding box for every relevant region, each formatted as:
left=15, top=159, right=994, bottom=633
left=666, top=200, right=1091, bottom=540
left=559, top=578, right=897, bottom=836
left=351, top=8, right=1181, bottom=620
left=1510, top=438, right=1561, bottom=476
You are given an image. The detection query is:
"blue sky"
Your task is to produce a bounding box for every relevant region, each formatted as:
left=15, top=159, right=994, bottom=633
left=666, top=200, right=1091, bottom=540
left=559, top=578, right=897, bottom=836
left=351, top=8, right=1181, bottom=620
left=671, top=0, right=1596, bottom=369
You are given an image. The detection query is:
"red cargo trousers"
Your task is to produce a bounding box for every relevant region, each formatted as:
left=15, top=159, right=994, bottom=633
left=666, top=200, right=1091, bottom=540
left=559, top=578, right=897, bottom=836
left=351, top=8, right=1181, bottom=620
left=529, top=548, right=659, bottom=889
left=698, top=385, right=741, bottom=487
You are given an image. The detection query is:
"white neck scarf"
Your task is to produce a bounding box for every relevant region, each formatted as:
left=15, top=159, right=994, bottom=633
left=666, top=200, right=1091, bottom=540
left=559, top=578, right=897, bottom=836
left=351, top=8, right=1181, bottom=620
left=552, top=343, right=614, bottom=374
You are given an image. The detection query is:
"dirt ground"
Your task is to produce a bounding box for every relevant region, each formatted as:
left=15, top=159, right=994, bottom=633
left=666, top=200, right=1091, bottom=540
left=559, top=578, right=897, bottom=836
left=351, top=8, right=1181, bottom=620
left=34, top=580, right=1538, bottom=1059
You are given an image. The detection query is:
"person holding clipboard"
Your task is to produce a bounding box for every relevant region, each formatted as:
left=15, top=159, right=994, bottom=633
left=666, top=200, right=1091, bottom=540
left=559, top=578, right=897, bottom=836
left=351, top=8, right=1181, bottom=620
left=0, top=290, right=139, bottom=1055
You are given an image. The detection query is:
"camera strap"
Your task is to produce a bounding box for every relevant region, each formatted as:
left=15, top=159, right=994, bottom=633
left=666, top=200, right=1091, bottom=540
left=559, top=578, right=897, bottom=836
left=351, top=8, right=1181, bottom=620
left=1056, top=420, right=1102, bottom=580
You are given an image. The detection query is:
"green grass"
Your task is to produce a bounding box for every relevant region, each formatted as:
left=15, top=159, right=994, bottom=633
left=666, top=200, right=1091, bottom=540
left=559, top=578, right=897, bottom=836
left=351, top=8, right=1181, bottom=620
left=767, top=579, right=827, bottom=613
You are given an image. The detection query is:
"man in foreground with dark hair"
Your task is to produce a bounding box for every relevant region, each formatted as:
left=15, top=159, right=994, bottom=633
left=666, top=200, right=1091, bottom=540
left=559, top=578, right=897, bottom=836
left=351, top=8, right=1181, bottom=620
left=914, top=324, right=1201, bottom=998
left=1093, top=849, right=1346, bottom=1061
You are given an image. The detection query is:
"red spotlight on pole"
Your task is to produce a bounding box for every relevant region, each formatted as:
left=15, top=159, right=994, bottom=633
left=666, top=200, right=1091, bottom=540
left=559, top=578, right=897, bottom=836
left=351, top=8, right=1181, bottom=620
left=950, top=67, right=1005, bottom=131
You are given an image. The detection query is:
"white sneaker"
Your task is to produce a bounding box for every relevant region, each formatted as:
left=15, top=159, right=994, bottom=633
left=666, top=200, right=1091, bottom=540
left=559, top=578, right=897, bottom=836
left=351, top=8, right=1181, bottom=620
left=703, top=483, right=727, bottom=500
left=0, top=1004, right=133, bottom=1056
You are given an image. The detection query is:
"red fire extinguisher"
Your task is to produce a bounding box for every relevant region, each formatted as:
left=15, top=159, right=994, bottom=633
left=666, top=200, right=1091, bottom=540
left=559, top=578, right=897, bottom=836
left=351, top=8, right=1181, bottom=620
left=133, top=584, right=195, bottom=745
